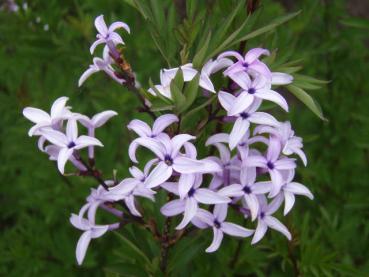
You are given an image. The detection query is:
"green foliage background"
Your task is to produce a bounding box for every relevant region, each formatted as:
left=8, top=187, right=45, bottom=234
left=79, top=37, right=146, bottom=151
left=1, top=0, right=369, bottom=276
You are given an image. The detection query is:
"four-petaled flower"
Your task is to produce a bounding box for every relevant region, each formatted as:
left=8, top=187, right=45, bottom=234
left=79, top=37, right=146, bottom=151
left=90, top=14, right=130, bottom=54
left=218, top=95, right=279, bottom=149
left=218, top=48, right=271, bottom=79
left=41, top=119, right=103, bottom=174
left=193, top=204, right=254, bottom=252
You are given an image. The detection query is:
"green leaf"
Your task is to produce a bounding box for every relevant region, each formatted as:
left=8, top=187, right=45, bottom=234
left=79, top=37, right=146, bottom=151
left=286, top=84, right=327, bottom=121
left=114, top=232, right=152, bottom=266
left=192, top=32, right=211, bottom=68
left=212, top=1, right=244, bottom=47
left=171, top=68, right=184, bottom=91
left=181, top=74, right=200, bottom=112
left=232, top=10, right=302, bottom=46
left=170, top=69, right=186, bottom=112
left=182, top=95, right=216, bottom=124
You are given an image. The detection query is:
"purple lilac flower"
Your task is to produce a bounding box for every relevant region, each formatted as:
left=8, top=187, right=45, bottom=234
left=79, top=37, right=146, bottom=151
left=45, top=145, right=87, bottom=171
left=22, top=96, right=71, bottom=136
left=250, top=195, right=291, bottom=244
left=109, top=162, right=156, bottom=216
left=77, top=110, right=117, bottom=159
left=161, top=175, right=230, bottom=229
left=70, top=205, right=119, bottom=265
left=245, top=136, right=296, bottom=197
left=192, top=204, right=254, bottom=252
left=78, top=48, right=125, bottom=87
left=219, top=167, right=271, bottom=221
left=40, top=119, right=103, bottom=174
left=218, top=48, right=271, bottom=79
left=218, top=96, right=279, bottom=149
left=254, top=121, right=307, bottom=165
left=228, top=71, right=289, bottom=112
left=270, top=169, right=313, bottom=215
left=127, top=114, right=178, bottom=139
left=90, top=14, right=130, bottom=55
left=129, top=134, right=222, bottom=188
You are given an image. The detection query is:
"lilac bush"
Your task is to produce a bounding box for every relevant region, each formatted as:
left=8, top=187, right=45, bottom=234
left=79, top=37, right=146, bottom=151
left=23, top=14, right=315, bottom=269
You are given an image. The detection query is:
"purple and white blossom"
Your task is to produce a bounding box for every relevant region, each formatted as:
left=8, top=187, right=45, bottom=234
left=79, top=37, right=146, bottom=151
left=250, top=195, right=291, bottom=244
left=90, top=14, right=130, bottom=55
left=218, top=95, right=279, bottom=149
left=23, top=96, right=71, bottom=136
left=218, top=48, right=271, bottom=79
left=40, top=119, right=103, bottom=174
left=77, top=110, right=117, bottom=158
left=193, top=204, right=254, bottom=252
left=245, top=136, right=296, bottom=197
left=161, top=174, right=230, bottom=229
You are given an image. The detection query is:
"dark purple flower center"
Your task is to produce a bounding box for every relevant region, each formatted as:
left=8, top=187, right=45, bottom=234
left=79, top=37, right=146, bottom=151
left=260, top=212, right=265, bottom=219
left=242, top=62, right=249, bottom=68
left=248, top=88, right=256, bottom=94
left=67, top=141, right=76, bottom=149
left=243, top=186, right=252, bottom=194
left=188, top=187, right=196, bottom=197
left=164, top=155, right=173, bottom=166
left=267, top=161, right=274, bottom=170
left=240, top=112, right=249, bottom=119
left=214, top=219, right=221, bottom=229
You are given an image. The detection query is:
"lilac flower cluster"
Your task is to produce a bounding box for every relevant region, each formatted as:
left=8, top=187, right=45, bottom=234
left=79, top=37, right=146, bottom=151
left=23, top=15, right=314, bottom=265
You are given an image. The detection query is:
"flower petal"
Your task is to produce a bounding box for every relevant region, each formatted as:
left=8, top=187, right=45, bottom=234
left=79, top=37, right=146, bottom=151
left=264, top=215, right=291, bottom=240
left=249, top=112, right=279, bottom=126
left=284, top=182, right=314, bottom=200
left=108, top=21, right=130, bottom=33
left=50, top=97, right=69, bottom=119
left=176, top=197, right=198, bottom=230
left=75, top=136, right=103, bottom=149
left=206, top=227, right=224, bottom=253
left=160, top=199, right=185, bottom=216
left=257, top=89, right=288, bottom=112
left=94, top=15, right=108, bottom=36
left=91, top=110, right=117, bottom=128
left=218, top=184, right=243, bottom=198
left=57, top=148, right=74, bottom=174
left=152, top=114, right=178, bottom=135
left=244, top=48, right=270, bottom=64
left=244, top=194, right=259, bottom=221
left=218, top=91, right=236, bottom=112
left=178, top=173, right=196, bottom=199
left=171, top=134, right=196, bottom=157
left=221, top=222, right=254, bottom=237
left=271, top=72, right=293, bottom=85
left=23, top=107, right=50, bottom=124
left=214, top=203, right=228, bottom=222
left=194, top=189, right=230, bottom=204
left=229, top=118, right=250, bottom=150
left=127, top=119, right=152, bottom=137
left=251, top=219, right=268, bottom=244
left=125, top=195, right=141, bottom=216
left=283, top=191, right=295, bottom=215
left=229, top=92, right=254, bottom=116
left=144, top=162, right=173, bottom=188
left=130, top=137, right=166, bottom=161
left=76, top=231, right=92, bottom=265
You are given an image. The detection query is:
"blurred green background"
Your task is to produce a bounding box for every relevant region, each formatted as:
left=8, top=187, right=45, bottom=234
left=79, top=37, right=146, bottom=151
left=1, top=0, right=369, bottom=276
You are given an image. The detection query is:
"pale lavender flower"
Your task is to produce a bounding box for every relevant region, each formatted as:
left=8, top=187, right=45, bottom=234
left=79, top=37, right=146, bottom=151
left=109, top=162, right=156, bottom=216
left=127, top=114, right=178, bottom=139
left=228, top=71, right=289, bottom=112
left=251, top=195, right=291, bottom=244
left=218, top=48, right=271, bottom=79
left=45, top=145, right=87, bottom=171
left=219, top=167, right=271, bottom=221
left=160, top=175, right=230, bottom=229
left=245, top=136, right=296, bottom=197
left=70, top=205, right=119, bottom=265
left=271, top=169, right=313, bottom=215
left=192, top=204, right=254, bottom=252
left=78, top=48, right=125, bottom=87
left=90, top=14, right=130, bottom=55
left=218, top=95, right=279, bottom=149
left=22, top=96, right=71, bottom=136
left=129, top=134, right=222, bottom=188
left=200, top=58, right=233, bottom=93
left=254, top=121, right=307, bottom=165
left=40, top=119, right=103, bottom=174
left=77, top=110, right=117, bottom=159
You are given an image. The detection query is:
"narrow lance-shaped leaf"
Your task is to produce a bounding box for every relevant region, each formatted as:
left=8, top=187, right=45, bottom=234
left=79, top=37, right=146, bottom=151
left=193, top=33, right=211, bottom=68
left=286, top=84, right=327, bottom=121
left=181, top=73, right=200, bottom=112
